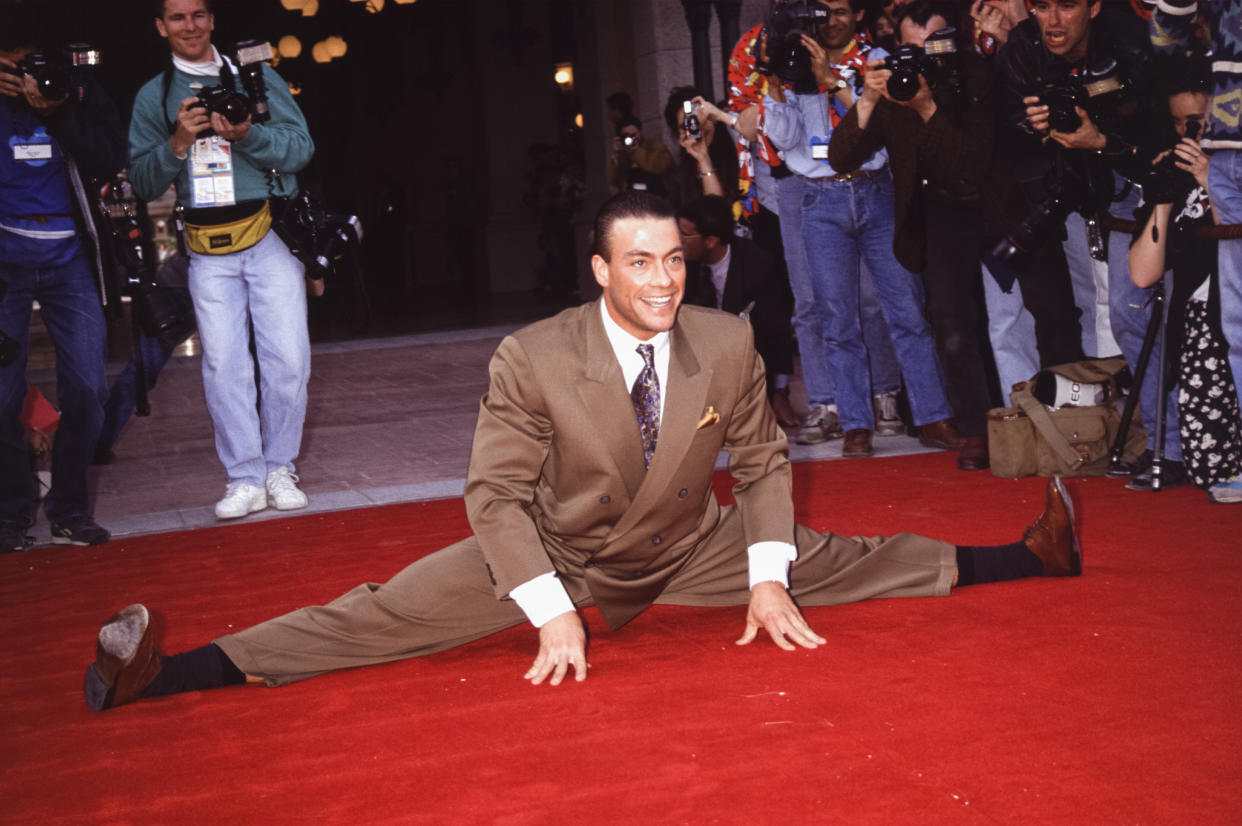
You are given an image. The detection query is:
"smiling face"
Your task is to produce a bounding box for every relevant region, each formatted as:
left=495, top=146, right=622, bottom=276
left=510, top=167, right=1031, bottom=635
left=815, top=0, right=862, bottom=52
left=156, top=0, right=215, bottom=63
left=1031, top=0, right=1099, bottom=63
left=593, top=216, right=686, bottom=340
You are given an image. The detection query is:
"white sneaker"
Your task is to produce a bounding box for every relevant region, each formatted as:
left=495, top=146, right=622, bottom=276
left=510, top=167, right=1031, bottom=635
left=795, top=403, right=844, bottom=445
left=266, top=467, right=308, bottom=511
left=215, top=482, right=268, bottom=520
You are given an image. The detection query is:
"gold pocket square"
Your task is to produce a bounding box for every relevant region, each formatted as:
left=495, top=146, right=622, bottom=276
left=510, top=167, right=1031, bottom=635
left=696, top=406, right=720, bottom=430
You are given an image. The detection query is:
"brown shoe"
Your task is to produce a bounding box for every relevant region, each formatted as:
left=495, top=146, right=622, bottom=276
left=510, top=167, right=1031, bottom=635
left=83, top=604, right=163, bottom=711
left=1023, top=477, right=1082, bottom=577
left=842, top=428, right=874, bottom=457
left=918, top=418, right=967, bottom=450
left=957, top=434, right=989, bottom=471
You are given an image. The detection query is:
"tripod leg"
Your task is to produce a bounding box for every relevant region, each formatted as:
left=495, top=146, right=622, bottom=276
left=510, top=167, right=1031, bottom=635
left=1108, top=282, right=1163, bottom=475
left=1151, top=275, right=1171, bottom=492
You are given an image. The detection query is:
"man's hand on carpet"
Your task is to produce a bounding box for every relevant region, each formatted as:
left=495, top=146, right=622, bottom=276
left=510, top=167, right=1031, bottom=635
left=526, top=611, right=588, bottom=686
left=736, top=582, right=826, bottom=650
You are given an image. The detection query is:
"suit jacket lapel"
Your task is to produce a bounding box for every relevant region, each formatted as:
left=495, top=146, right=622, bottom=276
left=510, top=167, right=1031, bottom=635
left=605, top=316, right=712, bottom=543
left=575, top=302, right=647, bottom=499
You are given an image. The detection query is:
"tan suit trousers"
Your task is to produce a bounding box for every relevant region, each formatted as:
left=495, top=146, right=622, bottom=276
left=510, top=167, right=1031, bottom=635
left=215, top=507, right=956, bottom=686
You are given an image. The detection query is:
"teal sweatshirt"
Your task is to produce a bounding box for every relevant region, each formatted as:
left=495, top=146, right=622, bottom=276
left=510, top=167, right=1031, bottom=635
left=128, top=62, right=314, bottom=206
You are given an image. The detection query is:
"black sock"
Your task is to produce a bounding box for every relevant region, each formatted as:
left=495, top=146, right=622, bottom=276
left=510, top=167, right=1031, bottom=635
left=954, top=542, right=1044, bottom=587
left=141, top=643, right=246, bottom=698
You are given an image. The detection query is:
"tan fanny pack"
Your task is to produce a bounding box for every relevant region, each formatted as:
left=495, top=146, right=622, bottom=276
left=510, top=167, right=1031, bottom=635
left=184, top=200, right=271, bottom=255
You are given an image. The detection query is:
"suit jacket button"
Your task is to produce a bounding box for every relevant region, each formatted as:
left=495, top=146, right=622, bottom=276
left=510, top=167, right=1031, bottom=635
left=599, top=495, right=611, bottom=504
left=651, top=535, right=661, bottom=545
left=678, top=488, right=688, bottom=499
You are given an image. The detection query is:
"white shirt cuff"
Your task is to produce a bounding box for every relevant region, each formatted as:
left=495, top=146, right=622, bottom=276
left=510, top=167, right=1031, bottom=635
left=748, top=541, right=796, bottom=590
left=509, top=572, right=576, bottom=628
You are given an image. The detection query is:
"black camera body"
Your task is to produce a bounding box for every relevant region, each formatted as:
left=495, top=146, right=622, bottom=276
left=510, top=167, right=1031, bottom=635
left=189, top=40, right=274, bottom=129
left=2, top=43, right=101, bottom=105
left=1038, top=58, right=1125, bottom=134
left=761, top=0, right=831, bottom=94
left=1145, top=119, right=1202, bottom=204
left=272, top=192, right=363, bottom=284
left=882, top=27, right=958, bottom=102
left=193, top=85, right=251, bottom=125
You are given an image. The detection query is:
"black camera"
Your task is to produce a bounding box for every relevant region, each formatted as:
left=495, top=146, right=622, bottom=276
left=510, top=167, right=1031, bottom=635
left=622, top=134, right=637, bottom=148
left=1039, top=59, right=1124, bottom=134
left=761, top=0, right=831, bottom=94
left=2, top=43, right=101, bottom=105
left=1145, top=119, right=1202, bottom=204
left=193, top=84, right=251, bottom=125
left=0, top=277, right=19, bottom=368
left=272, top=192, right=364, bottom=284
left=882, top=27, right=958, bottom=102
left=97, top=176, right=192, bottom=346
left=190, top=40, right=274, bottom=127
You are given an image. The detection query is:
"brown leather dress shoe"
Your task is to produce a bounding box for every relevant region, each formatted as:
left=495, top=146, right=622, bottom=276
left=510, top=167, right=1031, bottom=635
left=918, top=418, right=968, bottom=450
left=957, top=434, right=989, bottom=471
left=842, top=428, right=874, bottom=457
left=83, top=604, right=163, bottom=711
left=1023, top=477, right=1082, bottom=576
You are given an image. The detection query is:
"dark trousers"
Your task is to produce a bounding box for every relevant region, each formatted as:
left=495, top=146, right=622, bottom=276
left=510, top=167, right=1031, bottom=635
left=921, top=194, right=995, bottom=436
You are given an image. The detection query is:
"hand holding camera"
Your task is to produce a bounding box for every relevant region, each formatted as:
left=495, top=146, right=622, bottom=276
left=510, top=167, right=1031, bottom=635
left=0, top=55, right=67, bottom=113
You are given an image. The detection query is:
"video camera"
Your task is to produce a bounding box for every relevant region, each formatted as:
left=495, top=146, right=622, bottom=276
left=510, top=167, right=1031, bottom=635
left=760, top=0, right=831, bottom=94
left=191, top=40, right=274, bottom=128
left=882, top=27, right=959, bottom=102
left=0, top=43, right=101, bottom=106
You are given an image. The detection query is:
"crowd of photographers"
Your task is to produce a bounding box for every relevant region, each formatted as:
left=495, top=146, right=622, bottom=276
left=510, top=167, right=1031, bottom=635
left=611, top=0, right=1241, bottom=505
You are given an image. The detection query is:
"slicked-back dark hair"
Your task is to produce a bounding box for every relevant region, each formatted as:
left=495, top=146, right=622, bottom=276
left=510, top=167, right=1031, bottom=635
left=679, top=195, right=734, bottom=247
left=154, top=0, right=213, bottom=19
left=594, top=191, right=678, bottom=259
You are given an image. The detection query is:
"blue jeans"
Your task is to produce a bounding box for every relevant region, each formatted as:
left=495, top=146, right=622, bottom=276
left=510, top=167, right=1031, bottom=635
left=0, top=251, right=107, bottom=523
left=776, top=174, right=899, bottom=406
left=1108, top=181, right=1182, bottom=460
left=98, top=286, right=197, bottom=453
left=1210, top=150, right=1242, bottom=424
left=1063, top=212, right=1119, bottom=357
left=982, top=262, right=1040, bottom=399
left=800, top=171, right=953, bottom=432
left=188, top=231, right=309, bottom=486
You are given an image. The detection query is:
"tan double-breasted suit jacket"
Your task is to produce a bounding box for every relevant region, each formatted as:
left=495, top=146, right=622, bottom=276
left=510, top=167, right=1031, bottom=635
left=217, top=302, right=955, bottom=685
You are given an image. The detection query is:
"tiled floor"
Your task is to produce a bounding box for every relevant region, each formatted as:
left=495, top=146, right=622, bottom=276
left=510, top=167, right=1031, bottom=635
left=23, top=314, right=941, bottom=546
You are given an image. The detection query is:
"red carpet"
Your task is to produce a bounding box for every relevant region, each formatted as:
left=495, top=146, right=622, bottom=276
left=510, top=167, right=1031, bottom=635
left=2, top=453, right=1240, bottom=824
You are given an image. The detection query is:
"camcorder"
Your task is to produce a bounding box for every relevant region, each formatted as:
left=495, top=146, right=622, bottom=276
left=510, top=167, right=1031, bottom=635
left=882, top=27, right=959, bottom=102
left=271, top=191, right=364, bottom=285
left=0, top=43, right=101, bottom=107
left=992, top=61, right=1129, bottom=271
left=0, top=277, right=19, bottom=368
left=760, top=0, right=831, bottom=94
left=191, top=40, right=274, bottom=129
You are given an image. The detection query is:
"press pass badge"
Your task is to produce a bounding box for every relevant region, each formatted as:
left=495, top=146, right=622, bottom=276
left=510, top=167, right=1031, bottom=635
left=13, top=143, right=54, bottom=162
left=190, top=135, right=236, bottom=208
left=810, top=138, right=829, bottom=160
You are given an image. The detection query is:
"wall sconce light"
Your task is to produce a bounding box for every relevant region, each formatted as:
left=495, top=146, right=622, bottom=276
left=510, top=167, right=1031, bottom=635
left=277, top=35, right=302, bottom=59
left=288, top=82, right=302, bottom=95
left=279, top=0, right=306, bottom=10
left=574, top=113, right=584, bottom=128
left=300, top=0, right=318, bottom=16
left=312, top=41, right=332, bottom=63
left=554, top=62, right=573, bottom=91
left=366, top=0, right=386, bottom=12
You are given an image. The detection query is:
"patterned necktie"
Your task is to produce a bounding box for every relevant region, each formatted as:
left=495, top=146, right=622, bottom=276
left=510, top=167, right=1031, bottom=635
left=631, top=343, right=661, bottom=468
